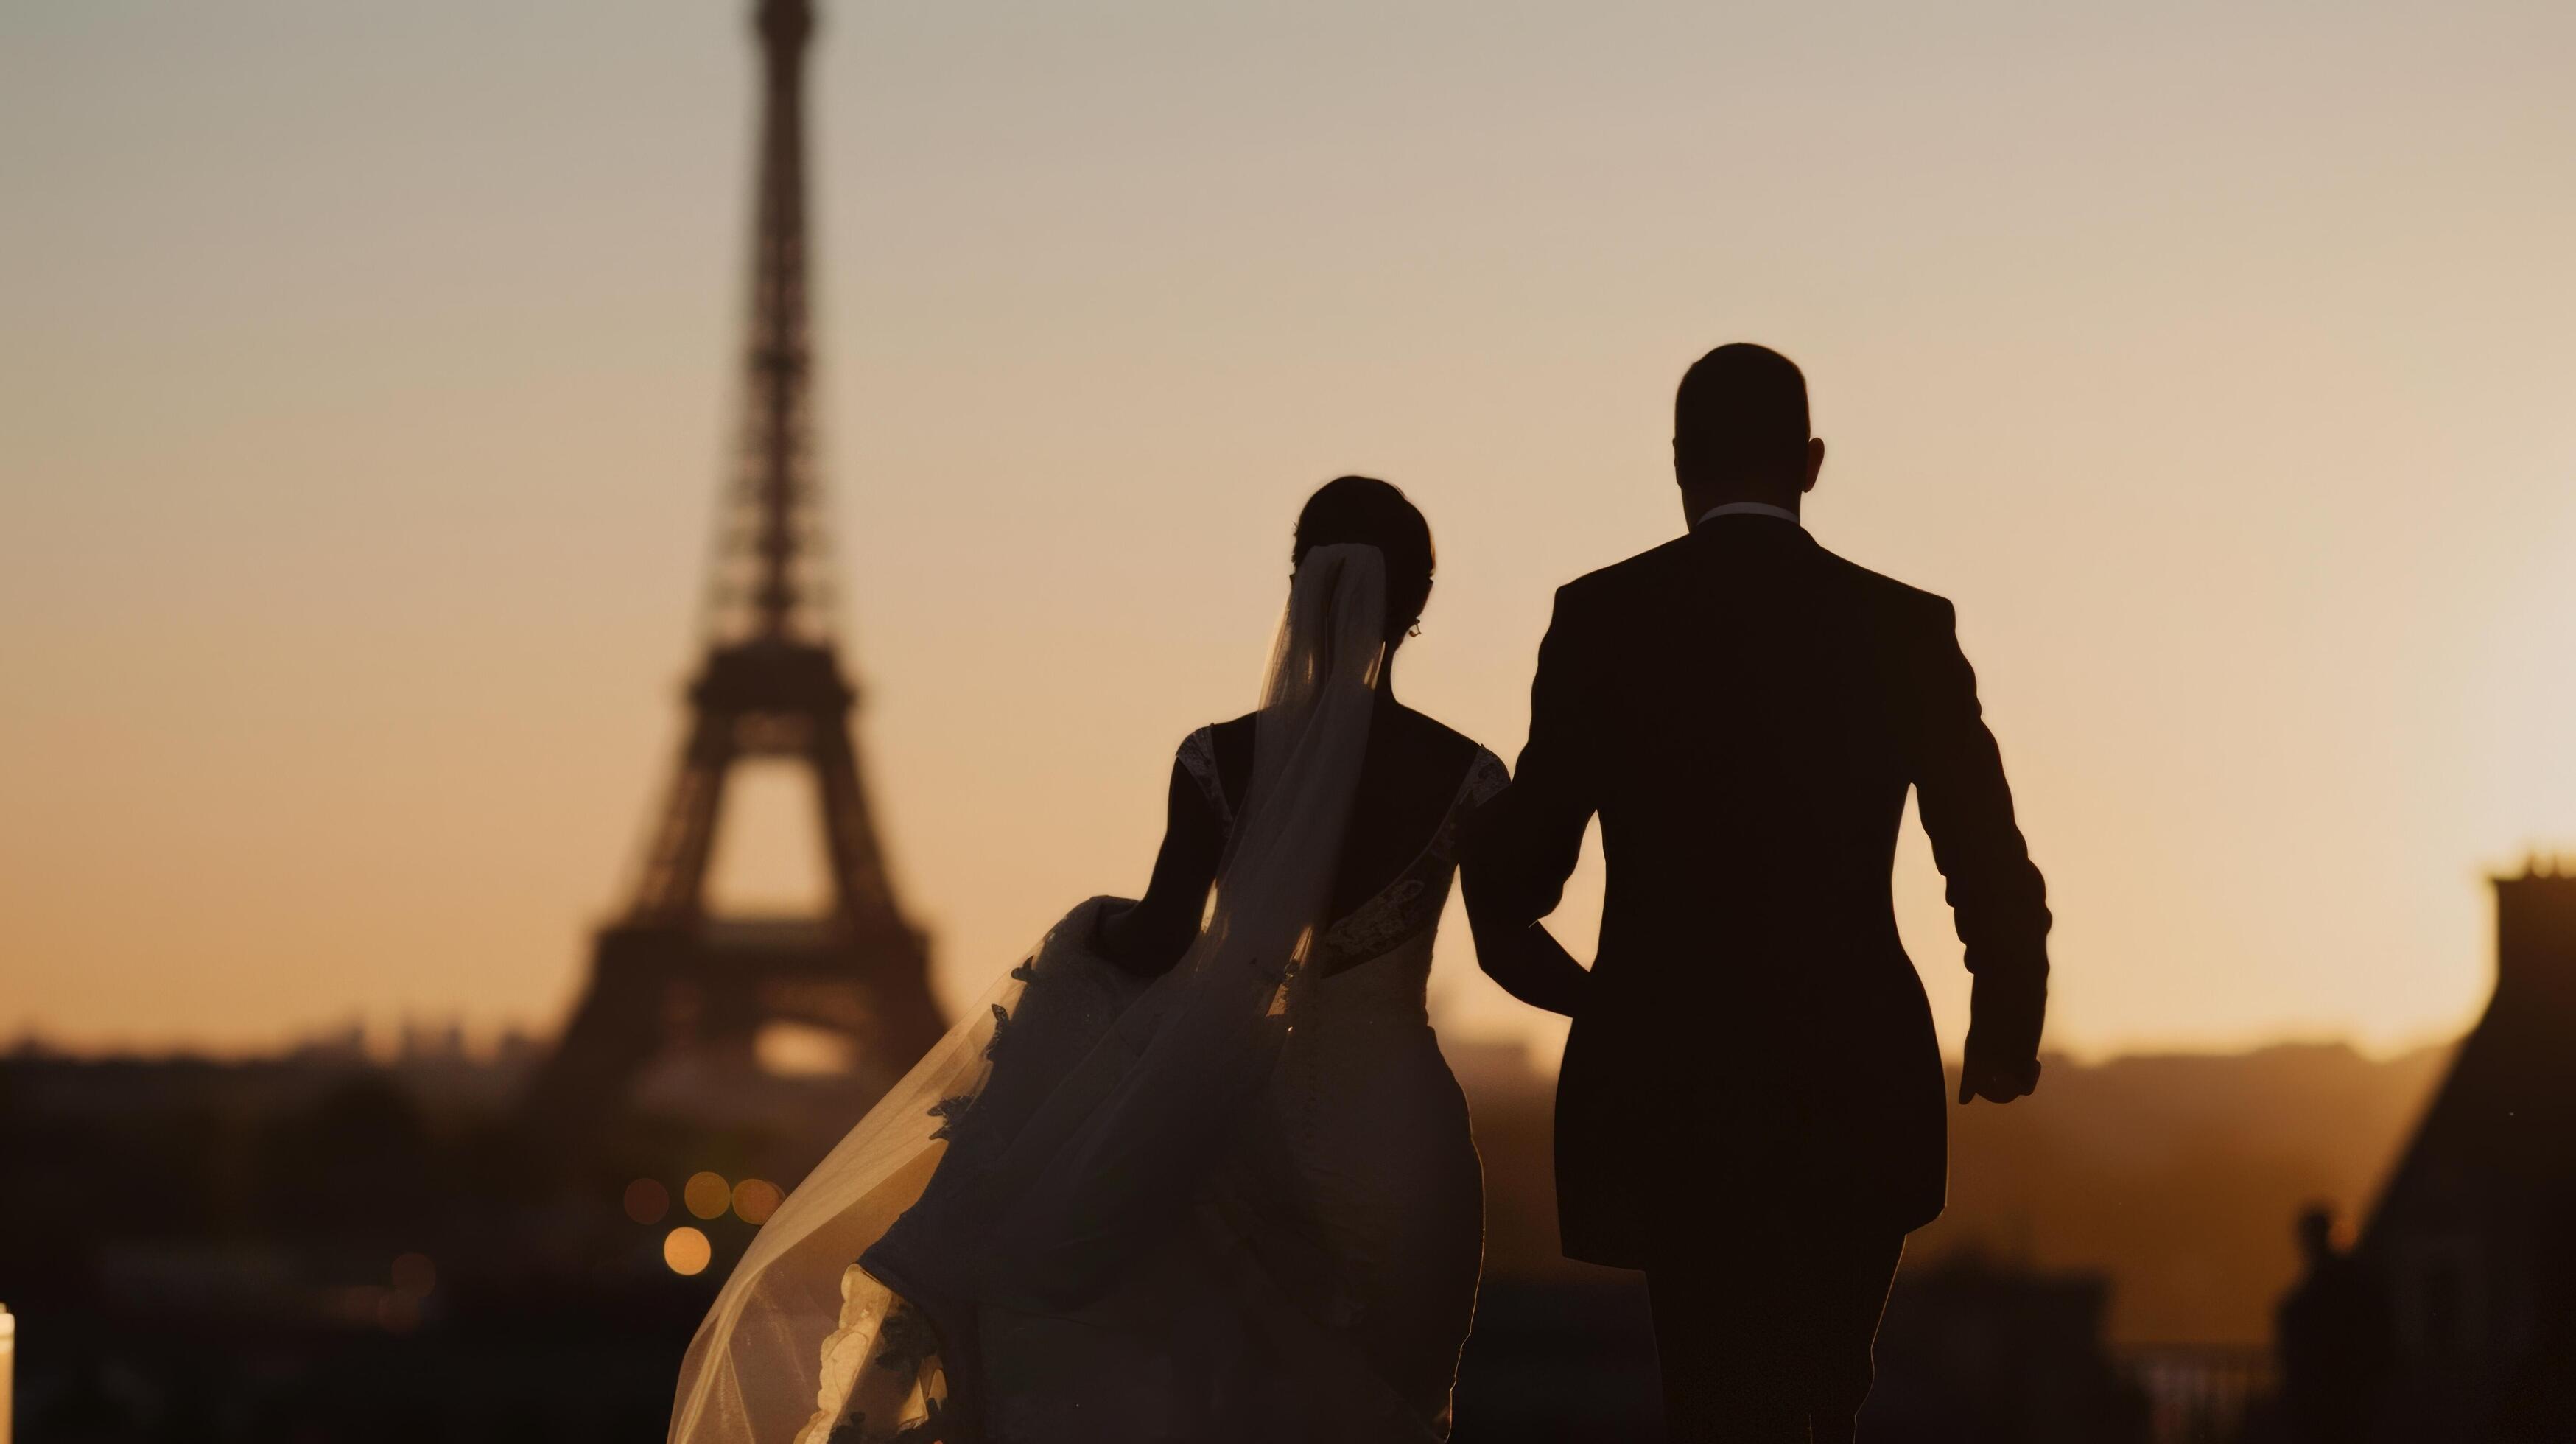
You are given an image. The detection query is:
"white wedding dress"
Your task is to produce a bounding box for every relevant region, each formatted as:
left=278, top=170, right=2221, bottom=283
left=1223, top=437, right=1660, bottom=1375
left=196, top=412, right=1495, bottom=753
left=668, top=546, right=1507, bottom=1444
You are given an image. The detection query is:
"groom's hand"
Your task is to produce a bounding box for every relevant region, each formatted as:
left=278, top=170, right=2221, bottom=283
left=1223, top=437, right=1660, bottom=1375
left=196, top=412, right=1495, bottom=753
left=1960, top=972, right=2045, bottom=1104
left=1956, top=1048, right=2042, bottom=1105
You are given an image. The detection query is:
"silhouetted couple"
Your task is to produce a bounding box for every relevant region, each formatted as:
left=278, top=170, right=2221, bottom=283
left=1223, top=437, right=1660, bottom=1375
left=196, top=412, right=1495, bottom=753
left=669, top=343, right=2052, bottom=1444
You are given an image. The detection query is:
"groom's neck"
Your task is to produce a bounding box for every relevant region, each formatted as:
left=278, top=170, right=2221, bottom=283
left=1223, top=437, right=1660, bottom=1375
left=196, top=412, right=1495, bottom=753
left=1678, top=480, right=1803, bottom=523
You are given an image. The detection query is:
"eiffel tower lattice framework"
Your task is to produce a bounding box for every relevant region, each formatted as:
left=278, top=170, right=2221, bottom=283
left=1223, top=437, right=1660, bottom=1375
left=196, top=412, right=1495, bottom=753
left=521, top=0, right=944, bottom=1143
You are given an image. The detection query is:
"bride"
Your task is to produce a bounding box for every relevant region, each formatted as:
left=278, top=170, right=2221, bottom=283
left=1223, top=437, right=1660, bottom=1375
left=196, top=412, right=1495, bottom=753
left=667, top=477, right=1575, bottom=1443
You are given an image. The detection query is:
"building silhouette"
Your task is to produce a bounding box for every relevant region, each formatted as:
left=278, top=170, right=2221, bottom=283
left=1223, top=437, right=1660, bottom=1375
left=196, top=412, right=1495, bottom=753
left=2280, top=862, right=2576, bottom=1440
left=518, top=0, right=943, bottom=1152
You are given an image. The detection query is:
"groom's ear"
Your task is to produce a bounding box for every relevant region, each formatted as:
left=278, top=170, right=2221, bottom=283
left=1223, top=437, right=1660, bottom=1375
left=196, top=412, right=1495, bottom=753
left=1802, top=437, right=1826, bottom=494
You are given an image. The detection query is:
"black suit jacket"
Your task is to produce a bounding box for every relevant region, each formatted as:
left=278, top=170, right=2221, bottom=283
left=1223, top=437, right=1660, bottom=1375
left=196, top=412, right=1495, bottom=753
left=1473, top=516, right=2049, bottom=1266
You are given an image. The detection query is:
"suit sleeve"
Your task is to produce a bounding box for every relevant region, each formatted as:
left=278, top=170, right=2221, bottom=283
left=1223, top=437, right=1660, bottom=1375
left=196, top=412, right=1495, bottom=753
left=1913, top=599, right=2052, bottom=1062
left=1464, top=587, right=1601, bottom=927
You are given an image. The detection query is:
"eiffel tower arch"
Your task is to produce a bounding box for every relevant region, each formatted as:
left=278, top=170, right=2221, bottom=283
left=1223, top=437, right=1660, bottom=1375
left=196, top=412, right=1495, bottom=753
left=520, top=0, right=944, bottom=1144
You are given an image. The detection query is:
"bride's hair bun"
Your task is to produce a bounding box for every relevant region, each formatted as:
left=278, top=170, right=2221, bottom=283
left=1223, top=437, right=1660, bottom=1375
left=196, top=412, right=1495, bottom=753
left=1293, top=476, right=1435, bottom=644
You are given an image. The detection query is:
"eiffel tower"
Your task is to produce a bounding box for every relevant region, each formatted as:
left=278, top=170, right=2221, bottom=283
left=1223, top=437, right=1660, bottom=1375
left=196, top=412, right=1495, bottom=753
left=521, top=0, right=944, bottom=1143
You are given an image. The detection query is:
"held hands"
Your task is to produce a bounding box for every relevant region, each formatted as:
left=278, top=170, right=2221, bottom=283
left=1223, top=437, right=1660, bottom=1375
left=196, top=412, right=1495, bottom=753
left=1956, top=1045, right=2042, bottom=1106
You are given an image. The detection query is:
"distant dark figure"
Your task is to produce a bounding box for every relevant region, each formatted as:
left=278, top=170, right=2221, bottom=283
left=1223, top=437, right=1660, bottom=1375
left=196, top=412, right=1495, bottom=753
left=1465, top=343, right=2053, bottom=1443
left=2276, top=1205, right=2390, bottom=1444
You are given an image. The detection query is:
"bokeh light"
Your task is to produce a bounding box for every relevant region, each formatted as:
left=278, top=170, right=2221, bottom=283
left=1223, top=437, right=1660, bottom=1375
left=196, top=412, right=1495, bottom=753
left=663, top=1226, right=712, bottom=1276
left=731, top=1177, right=783, bottom=1225
left=684, top=1171, right=731, bottom=1221
left=622, top=1177, right=670, bottom=1225
left=390, top=1252, right=436, bottom=1298
left=378, top=1292, right=421, bottom=1333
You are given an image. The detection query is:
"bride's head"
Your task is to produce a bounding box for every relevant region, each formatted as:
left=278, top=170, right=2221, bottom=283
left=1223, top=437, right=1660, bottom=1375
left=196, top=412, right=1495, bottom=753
left=1292, top=477, right=1434, bottom=648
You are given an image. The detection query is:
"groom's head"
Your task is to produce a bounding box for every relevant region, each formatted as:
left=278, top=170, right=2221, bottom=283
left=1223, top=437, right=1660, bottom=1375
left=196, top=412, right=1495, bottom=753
left=1673, top=343, right=1825, bottom=517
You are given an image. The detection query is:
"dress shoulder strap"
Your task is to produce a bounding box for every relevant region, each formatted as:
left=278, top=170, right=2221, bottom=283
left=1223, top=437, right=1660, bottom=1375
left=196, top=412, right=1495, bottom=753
left=1176, top=726, right=1233, bottom=828
left=1457, top=746, right=1512, bottom=811
left=1424, top=746, right=1512, bottom=869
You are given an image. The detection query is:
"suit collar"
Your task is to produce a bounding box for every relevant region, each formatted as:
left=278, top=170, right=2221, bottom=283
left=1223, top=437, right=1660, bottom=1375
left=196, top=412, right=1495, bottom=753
left=1688, top=511, right=1817, bottom=547
left=1694, top=501, right=1802, bottom=528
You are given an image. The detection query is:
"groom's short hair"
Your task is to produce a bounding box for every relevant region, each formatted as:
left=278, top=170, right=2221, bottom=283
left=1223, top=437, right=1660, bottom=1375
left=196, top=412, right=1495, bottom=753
left=1675, top=343, right=1810, bottom=480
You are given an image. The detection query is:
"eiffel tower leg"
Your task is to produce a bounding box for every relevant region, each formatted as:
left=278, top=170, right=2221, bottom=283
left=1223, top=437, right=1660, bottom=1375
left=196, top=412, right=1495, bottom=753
left=517, top=925, right=692, bottom=1146
left=516, top=712, right=733, bottom=1144
left=810, top=723, right=945, bottom=1066
left=631, top=707, right=737, bottom=925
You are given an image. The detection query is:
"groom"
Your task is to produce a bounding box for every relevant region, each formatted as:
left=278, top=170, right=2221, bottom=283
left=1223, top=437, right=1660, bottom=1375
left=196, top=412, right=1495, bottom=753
left=1465, top=343, right=2051, bottom=1442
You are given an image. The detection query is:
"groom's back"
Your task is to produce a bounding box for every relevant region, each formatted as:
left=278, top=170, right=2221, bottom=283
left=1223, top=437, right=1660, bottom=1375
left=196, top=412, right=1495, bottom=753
left=1477, top=340, right=2049, bottom=1277
left=1506, top=513, right=2000, bottom=1253
left=1552, top=517, right=1941, bottom=960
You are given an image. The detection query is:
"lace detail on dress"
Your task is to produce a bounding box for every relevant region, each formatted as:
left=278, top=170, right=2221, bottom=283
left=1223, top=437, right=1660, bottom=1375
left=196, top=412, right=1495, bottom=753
left=1176, top=726, right=1232, bottom=827
left=1313, top=747, right=1510, bottom=972
left=1454, top=746, right=1510, bottom=814
left=796, top=1269, right=952, bottom=1444
left=1323, top=880, right=1430, bottom=964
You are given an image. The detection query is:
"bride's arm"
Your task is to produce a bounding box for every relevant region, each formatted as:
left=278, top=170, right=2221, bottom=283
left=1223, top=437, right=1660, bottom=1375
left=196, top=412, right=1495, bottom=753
left=1093, top=759, right=1224, bottom=975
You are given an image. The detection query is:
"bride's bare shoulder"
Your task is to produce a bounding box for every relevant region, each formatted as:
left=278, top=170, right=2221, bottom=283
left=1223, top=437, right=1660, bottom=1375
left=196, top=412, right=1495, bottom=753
left=1204, top=714, right=1259, bottom=755
left=1381, top=704, right=1486, bottom=777
left=1202, top=705, right=1489, bottom=787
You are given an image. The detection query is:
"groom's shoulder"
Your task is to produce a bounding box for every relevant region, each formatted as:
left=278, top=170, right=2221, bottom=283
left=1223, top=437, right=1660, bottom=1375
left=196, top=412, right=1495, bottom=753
left=1813, top=546, right=1959, bottom=636
left=1554, top=533, right=1701, bottom=607
left=1552, top=536, right=1959, bottom=637
left=1559, top=533, right=1949, bottom=603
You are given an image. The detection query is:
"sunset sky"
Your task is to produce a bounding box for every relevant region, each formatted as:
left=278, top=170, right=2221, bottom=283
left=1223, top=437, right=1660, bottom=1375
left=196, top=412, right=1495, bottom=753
left=5, top=0, right=2573, bottom=1067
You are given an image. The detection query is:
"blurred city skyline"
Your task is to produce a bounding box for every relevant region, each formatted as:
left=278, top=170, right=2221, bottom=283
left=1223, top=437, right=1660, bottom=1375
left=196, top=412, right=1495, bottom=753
left=5, top=0, right=2575, bottom=1064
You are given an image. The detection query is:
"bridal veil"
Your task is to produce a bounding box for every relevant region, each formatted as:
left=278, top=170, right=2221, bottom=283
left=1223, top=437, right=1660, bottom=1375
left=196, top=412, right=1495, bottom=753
left=667, top=544, right=1391, bottom=1443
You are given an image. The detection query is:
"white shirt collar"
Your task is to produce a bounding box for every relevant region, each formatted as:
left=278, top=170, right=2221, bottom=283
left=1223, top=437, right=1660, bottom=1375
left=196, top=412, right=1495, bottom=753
left=1694, top=501, right=1803, bottom=528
